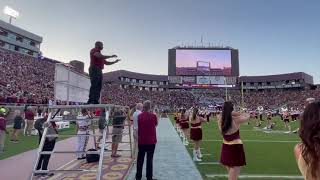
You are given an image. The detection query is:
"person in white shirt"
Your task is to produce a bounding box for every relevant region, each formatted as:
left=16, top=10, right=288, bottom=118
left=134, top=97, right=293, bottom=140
left=76, top=109, right=91, bottom=160
left=132, top=103, right=143, bottom=160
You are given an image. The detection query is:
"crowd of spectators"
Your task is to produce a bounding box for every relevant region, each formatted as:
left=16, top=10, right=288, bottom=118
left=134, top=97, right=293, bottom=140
left=2, top=49, right=320, bottom=111
left=0, top=49, right=55, bottom=105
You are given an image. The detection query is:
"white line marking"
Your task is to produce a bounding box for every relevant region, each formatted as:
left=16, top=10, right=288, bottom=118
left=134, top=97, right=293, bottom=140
left=202, top=140, right=299, bottom=143
left=199, top=162, right=220, bottom=165
left=201, top=154, right=212, bottom=156
left=206, top=174, right=304, bottom=179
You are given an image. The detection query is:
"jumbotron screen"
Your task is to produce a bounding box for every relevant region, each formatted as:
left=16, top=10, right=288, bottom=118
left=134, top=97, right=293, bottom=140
left=168, top=48, right=239, bottom=85
left=176, top=49, right=231, bottom=76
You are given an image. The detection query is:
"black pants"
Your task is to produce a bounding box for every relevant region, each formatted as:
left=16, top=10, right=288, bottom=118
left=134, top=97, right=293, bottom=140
left=136, top=144, right=156, bottom=180
left=36, top=130, right=56, bottom=171
left=88, top=66, right=103, bottom=104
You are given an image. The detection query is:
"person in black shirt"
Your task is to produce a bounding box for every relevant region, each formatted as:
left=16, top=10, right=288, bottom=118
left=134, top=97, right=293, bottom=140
left=10, top=110, right=24, bottom=143
left=111, top=108, right=126, bottom=158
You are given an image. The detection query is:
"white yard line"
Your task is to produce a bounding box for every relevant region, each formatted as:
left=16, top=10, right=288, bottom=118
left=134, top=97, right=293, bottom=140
left=206, top=174, right=304, bottom=179
left=198, top=162, right=220, bottom=165
left=202, top=140, right=299, bottom=143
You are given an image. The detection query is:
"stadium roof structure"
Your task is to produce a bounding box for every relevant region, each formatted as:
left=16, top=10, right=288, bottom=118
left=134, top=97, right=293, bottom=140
left=239, top=72, right=313, bottom=84
left=103, top=70, right=168, bottom=83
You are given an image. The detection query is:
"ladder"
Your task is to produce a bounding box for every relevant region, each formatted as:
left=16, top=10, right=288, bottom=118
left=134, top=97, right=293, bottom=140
left=29, top=104, right=131, bottom=180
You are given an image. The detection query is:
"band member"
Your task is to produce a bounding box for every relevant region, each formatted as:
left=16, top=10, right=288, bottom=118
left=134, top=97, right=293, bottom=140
left=266, top=111, right=274, bottom=129
left=179, top=109, right=190, bottom=146
left=190, top=108, right=206, bottom=161
left=254, top=111, right=261, bottom=127
left=205, top=110, right=211, bottom=122
left=283, top=111, right=292, bottom=133
left=76, top=109, right=91, bottom=160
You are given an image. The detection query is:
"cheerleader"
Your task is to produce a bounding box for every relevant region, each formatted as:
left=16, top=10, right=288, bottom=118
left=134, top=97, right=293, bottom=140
left=217, top=101, right=250, bottom=180
left=179, top=109, right=190, bottom=145
left=283, top=111, right=292, bottom=133
left=190, top=108, right=206, bottom=161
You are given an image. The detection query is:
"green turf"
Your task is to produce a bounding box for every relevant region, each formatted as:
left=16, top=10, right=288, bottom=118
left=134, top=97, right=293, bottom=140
left=170, top=115, right=302, bottom=180
left=0, top=124, right=76, bottom=160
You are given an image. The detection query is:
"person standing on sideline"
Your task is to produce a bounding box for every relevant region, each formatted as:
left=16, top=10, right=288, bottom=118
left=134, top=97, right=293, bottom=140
left=217, top=101, right=250, bottom=180
left=0, top=110, right=9, bottom=153
left=11, top=110, right=24, bottom=143
left=87, top=41, right=120, bottom=104
left=34, top=115, right=57, bottom=177
left=190, top=107, right=206, bottom=162
left=132, top=103, right=143, bottom=160
left=136, top=100, right=158, bottom=180
left=76, top=109, right=91, bottom=160
left=24, top=107, right=35, bottom=136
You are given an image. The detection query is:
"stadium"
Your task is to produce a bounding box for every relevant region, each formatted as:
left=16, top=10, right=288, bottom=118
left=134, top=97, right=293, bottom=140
left=0, top=2, right=320, bottom=180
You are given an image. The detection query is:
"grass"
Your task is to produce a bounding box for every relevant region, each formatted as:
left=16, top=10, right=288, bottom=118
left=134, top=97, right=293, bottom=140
left=170, top=115, right=302, bottom=180
left=0, top=124, right=76, bottom=160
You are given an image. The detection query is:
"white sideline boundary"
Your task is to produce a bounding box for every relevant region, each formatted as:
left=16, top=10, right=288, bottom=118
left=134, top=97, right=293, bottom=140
left=201, top=139, right=299, bottom=143
left=199, top=162, right=220, bottom=165
left=206, top=174, right=304, bottom=179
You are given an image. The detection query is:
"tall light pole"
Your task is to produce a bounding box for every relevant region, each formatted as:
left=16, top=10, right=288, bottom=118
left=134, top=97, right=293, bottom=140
left=3, top=6, right=19, bottom=24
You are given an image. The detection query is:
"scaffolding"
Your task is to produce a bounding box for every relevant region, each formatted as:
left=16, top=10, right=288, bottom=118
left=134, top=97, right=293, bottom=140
left=30, top=104, right=132, bottom=180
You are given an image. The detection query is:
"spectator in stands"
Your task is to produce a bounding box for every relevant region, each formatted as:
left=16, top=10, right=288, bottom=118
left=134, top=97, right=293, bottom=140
left=24, top=107, right=35, bottom=136
left=217, top=101, right=250, bottom=180
left=294, top=102, right=320, bottom=180
left=0, top=108, right=9, bottom=153
left=34, top=115, right=57, bottom=177
left=10, top=110, right=24, bottom=143
left=133, top=103, right=143, bottom=160
left=111, top=108, right=126, bottom=158
left=87, top=41, right=120, bottom=104
left=136, top=100, right=158, bottom=180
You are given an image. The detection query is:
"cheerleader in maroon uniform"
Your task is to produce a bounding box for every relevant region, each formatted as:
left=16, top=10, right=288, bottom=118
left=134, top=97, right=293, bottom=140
left=190, top=107, right=206, bottom=161
left=283, top=111, right=292, bottom=133
left=217, top=101, right=250, bottom=180
left=179, top=109, right=190, bottom=145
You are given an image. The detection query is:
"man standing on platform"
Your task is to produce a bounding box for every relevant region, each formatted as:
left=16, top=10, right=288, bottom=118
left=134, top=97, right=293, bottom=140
left=87, top=41, right=120, bottom=104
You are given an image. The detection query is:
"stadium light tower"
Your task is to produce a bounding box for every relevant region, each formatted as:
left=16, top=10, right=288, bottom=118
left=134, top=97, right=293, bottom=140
left=3, top=6, right=19, bottom=24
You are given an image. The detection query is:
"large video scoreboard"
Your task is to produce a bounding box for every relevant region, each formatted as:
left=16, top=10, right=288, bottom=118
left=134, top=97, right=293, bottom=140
left=168, top=47, right=239, bottom=87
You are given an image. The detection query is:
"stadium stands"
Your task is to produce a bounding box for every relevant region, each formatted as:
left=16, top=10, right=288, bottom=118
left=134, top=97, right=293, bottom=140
left=0, top=49, right=55, bottom=104
left=2, top=49, right=320, bottom=111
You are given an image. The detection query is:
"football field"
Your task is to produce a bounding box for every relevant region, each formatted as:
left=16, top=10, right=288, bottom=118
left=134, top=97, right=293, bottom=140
left=171, top=115, right=303, bottom=180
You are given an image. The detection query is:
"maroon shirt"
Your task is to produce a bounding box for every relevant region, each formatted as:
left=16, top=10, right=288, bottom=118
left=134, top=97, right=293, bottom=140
left=0, top=117, right=6, bottom=131
left=138, top=111, right=158, bottom=145
left=90, top=48, right=105, bottom=69
left=25, top=110, right=35, bottom=121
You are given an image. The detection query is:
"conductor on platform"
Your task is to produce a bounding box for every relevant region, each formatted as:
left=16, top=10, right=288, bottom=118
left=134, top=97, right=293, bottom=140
left=88, top=41, right=120, bottom=104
